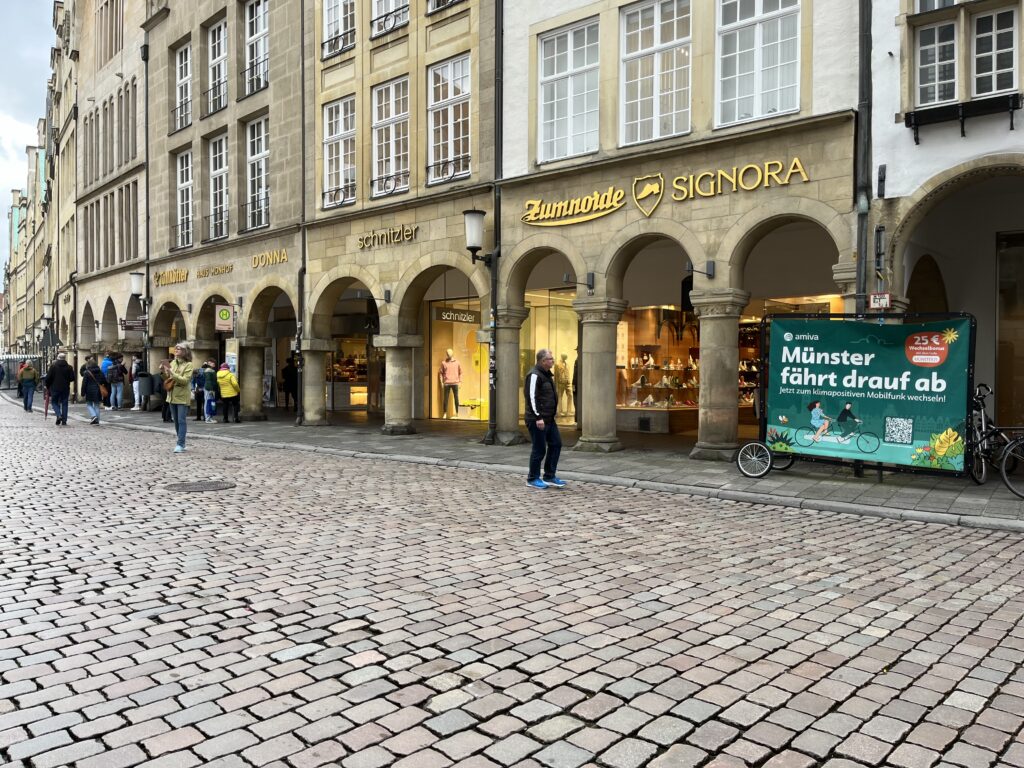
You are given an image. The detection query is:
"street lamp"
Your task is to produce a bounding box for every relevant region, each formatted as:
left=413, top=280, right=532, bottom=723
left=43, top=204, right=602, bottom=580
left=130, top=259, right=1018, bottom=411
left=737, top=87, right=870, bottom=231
left=463, top=209, right=497, bottom=445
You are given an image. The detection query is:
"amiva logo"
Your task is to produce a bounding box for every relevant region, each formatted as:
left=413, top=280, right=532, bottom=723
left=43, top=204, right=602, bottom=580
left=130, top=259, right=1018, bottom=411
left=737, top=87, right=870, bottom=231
left=783, top=332, right=820, bottom=342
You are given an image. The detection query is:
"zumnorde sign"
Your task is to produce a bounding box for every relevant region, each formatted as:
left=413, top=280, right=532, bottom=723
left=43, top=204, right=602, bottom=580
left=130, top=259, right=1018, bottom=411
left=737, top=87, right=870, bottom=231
left=765, top=317, right=972, bottom=472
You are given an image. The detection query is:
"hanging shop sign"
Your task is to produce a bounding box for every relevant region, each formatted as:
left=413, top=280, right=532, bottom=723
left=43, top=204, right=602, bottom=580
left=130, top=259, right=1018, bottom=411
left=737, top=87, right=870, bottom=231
left=214, top=305, right=234, bottom=332
left=765, top=317, right=972, bottom=472
left=251, top=249, right=289, bottom=269
left=521, top=157, right=810, bottom=227
left=154, top=268, right=189, bottom=286
left=357, top=225, right=420, bottom=250
left=432, top=307, right=481, bottom=324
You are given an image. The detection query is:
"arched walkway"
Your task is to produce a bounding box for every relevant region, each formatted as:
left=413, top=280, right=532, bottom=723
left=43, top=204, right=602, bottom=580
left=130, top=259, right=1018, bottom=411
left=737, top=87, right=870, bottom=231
left=100, top=298, right=119, bottom=348
left=80, top=303, right=96, bottom=348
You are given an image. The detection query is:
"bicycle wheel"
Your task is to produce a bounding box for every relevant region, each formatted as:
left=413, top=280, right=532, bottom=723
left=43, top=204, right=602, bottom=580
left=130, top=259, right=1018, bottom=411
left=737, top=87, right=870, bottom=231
left=969, top=426, right=987, bottom=485
left=1000, top=437, right=1024, bottom=499
left=736, top=442, right=772, bottom=478
left=771, top=452, right=796, bottom=471
left=856, top=432, right=880, bottom=454
left=795, top=427, right=816, bottom=447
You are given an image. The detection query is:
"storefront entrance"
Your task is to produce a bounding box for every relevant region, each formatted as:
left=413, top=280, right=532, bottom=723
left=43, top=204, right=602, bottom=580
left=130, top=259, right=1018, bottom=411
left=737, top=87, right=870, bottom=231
left=318, top=282, right=382, bottom=414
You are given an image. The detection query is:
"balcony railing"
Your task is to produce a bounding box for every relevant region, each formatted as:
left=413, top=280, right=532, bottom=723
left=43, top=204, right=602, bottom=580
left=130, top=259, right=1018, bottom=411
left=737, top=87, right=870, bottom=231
left=202, top=79, right=227, bottom=117
left=240, top=196, right=269, bottom=231
left=427, top=0, right=466, bottom=13
left=370, top=4, right=409, bottom=38
left=369, top=170, right=409, bottom=198
left=322, top=29, right=356, bottom=59
left=240, top=56, right=269, bottom=97
left=170, top=100, right=192, bottom=133
left=204, top=208, right=229, bottom=241
left=172, top=219, right=194, bottom=249
left=426, top=155, right=471, bottom=185
left=323, top=183, right=356, bottom=209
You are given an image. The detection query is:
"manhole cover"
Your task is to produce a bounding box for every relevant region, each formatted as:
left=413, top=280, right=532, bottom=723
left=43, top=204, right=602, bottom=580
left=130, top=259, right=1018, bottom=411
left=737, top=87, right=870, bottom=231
left=221, top=457, right=243, bottom=461
left=164, top=481, right=237, bottom=492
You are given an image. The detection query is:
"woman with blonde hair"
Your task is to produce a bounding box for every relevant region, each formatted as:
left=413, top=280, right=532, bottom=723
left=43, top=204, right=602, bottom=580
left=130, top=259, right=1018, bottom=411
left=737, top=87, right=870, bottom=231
left=161, top=343, right=194, bottom=452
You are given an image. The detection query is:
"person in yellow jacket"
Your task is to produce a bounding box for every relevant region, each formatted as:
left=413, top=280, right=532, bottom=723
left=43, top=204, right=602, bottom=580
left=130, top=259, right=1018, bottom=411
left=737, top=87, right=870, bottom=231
left=216, top=363, right=241, bottom=423
left=160, top=344, right=194, bottom=452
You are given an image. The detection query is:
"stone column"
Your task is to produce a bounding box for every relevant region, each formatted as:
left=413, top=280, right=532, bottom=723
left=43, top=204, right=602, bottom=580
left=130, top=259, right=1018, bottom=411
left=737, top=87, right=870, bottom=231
left=689, top=290, right=749, bottom=461
left=494, top=307, right=530, bottom=445
left=573, top=297, right=628, bottom=453
left=238, top=337, right=270, bottom=421
left=376, top=334, right=422, bottom=435
left=299, top=339, right=333, bottom=426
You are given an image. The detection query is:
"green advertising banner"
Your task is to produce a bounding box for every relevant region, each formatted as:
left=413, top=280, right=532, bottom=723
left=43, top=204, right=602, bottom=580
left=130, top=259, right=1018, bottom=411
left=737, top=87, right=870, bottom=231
left=766, top=317, right=972, bottom=472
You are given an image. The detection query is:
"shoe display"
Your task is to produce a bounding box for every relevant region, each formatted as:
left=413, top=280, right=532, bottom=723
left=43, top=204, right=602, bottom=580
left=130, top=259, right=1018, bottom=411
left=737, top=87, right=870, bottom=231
left=527, top=478, right=549, bottom=489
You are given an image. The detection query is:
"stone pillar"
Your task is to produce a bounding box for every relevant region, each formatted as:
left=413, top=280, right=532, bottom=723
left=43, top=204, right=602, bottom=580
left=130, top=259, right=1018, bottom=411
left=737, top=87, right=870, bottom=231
left=689, top=290, right=749, bottom=461
left=238, top=337, right=270, bottom=421
left=376, top=334, right=422, bottom=435
left=301, top=351, right=327, bottom=425
left=573, top=297, right=628, bottom=453
left=494, top=307, right=530, bottom=445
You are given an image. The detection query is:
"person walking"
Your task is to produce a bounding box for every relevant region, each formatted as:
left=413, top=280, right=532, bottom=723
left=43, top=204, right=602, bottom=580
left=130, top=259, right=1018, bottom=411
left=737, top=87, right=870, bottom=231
left=107, top=354, right=128, bottom=410
left=80, top=355, right=108, bottom=425
left=44, top=352, right=76, bottom=426
left=203, top=359, right=219, bottom=423
left=19, top=361, right=40, bottom=412
left=0, top=362, right=5, bottom=390
left=161, top=344, right=194, bottom=452
left=217, top=363, right=241, bottom=423
left=130, top=355, right=146, bottom=410
left=282, top=358, right=298, bottom=411
left=523, top=348, right=566, bottom=489
left=100, top=351, right=115, bottom=409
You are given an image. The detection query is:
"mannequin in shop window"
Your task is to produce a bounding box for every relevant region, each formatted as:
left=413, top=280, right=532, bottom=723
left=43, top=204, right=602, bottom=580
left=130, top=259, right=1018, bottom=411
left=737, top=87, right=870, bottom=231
left=554, top=353, right=573, bottom=417
left=439, top=348, right=462, bottom=419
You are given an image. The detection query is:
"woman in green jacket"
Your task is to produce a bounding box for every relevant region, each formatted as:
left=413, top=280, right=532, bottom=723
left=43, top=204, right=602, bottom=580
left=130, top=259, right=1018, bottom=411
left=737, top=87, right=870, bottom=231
left=160, top=344, right=194, bottom=452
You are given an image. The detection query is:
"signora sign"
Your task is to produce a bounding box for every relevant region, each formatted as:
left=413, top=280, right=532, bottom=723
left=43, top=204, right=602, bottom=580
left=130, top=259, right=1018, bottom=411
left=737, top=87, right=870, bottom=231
left=765, top=317, right=972, bottom=472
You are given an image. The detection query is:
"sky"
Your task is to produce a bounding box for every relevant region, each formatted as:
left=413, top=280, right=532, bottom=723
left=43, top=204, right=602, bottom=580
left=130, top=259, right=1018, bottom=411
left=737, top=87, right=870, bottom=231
left=0, top=2, right=53, bottom=274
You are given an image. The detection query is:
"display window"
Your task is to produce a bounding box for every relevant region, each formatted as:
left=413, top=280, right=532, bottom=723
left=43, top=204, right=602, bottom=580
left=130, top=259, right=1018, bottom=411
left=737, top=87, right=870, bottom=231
left=427, top=297, right=488, bottom=420
left=326, top=338, right=375, bottom=411
left=519, top=287, right=578, bottom=424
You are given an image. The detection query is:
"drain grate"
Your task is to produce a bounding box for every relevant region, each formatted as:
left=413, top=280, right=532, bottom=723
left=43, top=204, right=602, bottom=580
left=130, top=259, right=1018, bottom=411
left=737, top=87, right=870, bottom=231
left=164, top=481, right=237, bottom=492
left=221, top=457, right=243, bottom=461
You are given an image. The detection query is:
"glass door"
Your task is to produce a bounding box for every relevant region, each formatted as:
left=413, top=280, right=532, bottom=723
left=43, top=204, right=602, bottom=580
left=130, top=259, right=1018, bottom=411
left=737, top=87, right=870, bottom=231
left=998, top=232, right=1024, bottom=425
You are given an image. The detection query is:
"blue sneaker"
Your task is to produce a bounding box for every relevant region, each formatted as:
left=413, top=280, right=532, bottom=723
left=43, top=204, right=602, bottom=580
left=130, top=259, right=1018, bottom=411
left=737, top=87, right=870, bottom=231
left=527, top=478, right=549, bottom=489
left=545, top=477, right=567, bottom=488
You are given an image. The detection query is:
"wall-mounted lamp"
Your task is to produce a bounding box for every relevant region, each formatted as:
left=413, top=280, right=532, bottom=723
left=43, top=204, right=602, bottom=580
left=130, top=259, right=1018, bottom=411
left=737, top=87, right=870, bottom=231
left=874, top=226, right=886, bottom=281
left=383, top=289, right=391, bottom=303
left=562, top=272, right=595, bottom=296
left=186, top=303, right=193, bottom=314
left=687, top=261, right=716, bottom=279
left=234, top=296, right=244, bottom=310
left=129, top=271, right=151, bottom=308
left=42, top=302, right=53, bottom=321
left=94, top=320, right=100, bottom=331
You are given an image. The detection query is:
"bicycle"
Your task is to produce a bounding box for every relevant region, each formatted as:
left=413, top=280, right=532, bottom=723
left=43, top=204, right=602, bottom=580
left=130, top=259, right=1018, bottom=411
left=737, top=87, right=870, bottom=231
left=1001, top=435, right=1024, bottom=499
left=794, top=416, right=880, bottom=454
left=966, top=383, right=1018, bottom=484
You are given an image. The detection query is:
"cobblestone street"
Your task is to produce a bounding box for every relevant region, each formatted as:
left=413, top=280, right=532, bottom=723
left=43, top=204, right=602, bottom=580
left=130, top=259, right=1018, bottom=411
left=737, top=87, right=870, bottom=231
left=2, top=403, right=1024, bottom=768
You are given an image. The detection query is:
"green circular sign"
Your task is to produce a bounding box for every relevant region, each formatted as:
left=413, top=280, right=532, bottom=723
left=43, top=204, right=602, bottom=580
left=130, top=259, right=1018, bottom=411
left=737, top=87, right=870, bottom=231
left=218, top=308, right=231, bottom=321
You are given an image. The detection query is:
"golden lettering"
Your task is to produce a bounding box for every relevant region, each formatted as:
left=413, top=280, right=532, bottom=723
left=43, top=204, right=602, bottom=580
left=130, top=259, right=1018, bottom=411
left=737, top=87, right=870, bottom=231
left=521, top=187, right=626, bottom=226
left=783, top=156, right=810, bottom=184
left=695, top=172, right=716, bottom=198
left=717, top=167, right=738, bottom=194
left=763, top=160, right=785, bottom=188
left=738, top=164, right=764, bottom=191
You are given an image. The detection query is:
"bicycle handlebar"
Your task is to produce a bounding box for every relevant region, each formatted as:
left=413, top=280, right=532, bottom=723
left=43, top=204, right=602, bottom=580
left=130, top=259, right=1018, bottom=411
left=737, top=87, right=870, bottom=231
left=975, top=383, right=993, bottom=398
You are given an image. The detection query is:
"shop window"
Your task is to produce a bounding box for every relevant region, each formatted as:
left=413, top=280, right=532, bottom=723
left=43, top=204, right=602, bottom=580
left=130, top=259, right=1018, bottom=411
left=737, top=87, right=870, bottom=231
left=621, top=0, right=691, bottom=145
left=205, top=21, right=228, bottom=117
left=371, top=77, right=410, bottom=197
left=538, top=19, right=599, bottom=162
left=428, top=298, right=487, bottom=421
left=520, top=288, right=578, bottom=424
left=371, top=0, right=409, bottom=38
left=427, top=55, right=471, bottom=185
left=324, top=96, right=357, bottom=207
left=243, top=0, right=269, bottom=96
left=324, top=0, right=356, bottom=58
left=717, top=0, right=799, bottom=126
left=173, top=43, right=192, bottom=132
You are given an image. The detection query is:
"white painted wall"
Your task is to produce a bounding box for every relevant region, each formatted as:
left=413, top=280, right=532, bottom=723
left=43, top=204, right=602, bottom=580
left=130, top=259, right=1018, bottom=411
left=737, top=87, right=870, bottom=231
left=872, top=0, right=1024, bottom=199
left=503, top=0, right=859, bottom=181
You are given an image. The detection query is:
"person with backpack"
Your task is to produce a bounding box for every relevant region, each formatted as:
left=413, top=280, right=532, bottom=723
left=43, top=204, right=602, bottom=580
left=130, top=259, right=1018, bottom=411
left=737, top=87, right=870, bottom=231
left=190, top=364, right=206, bottom=421
left=217, top=363, right=241, bottom=423
left=18, top=361, right=40, bottom=412
left=107, top=354, right=128, bottom=410
left=203, top=359, right=219, bottom=423
left=80, top=355, right=108, bottom=425
left=130, top=355, right=146, bottom=410
left=44, top=352, right=76, bottom=426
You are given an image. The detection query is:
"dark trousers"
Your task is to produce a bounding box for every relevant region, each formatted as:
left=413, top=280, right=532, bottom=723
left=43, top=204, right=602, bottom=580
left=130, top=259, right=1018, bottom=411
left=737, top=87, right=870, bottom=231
left=52, top=391, right=69, bottom=423
left=442, top=384, right=460, bottom=414
left=222, top=395, right=240, bottom=422
left=527, top=419, right=562, bottom=482
left=194, top=390, right=204, bottom=420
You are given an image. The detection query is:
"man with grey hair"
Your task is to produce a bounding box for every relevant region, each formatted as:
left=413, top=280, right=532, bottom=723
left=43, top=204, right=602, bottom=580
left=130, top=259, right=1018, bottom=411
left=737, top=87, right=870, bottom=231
left=523, top=348, right=566, bottom=489
left=44, top=352, right=76, bottom=426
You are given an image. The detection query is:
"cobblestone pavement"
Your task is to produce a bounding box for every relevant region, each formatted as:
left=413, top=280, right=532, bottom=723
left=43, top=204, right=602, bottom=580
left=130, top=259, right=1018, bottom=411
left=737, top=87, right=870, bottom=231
left=2, top=403, right=1024, bottom=768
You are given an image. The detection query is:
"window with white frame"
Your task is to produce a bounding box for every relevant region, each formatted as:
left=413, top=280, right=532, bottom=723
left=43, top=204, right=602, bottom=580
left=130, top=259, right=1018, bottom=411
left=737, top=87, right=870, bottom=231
left=207, top=21, right=227, bottom=115
left=324, top=0, right=355, bottom=57
left=209, top=134, right=229, bottom=239
left=621, top=0, right=692, bottom=145
left=372, top=0, right=409, bottom=37
left=174, top=44, right=192, bottom=131
left=539, top=20, right=599, bottom=162
left=175, top=150, right=193, bottom=248
left=717, top=0, right=799, bottom=126
left=918, top=0, right=954, bottom=11
left=428, top=55, right=471, bottom=184
left=246, top=117, right=269, bottom=229
left=324, top=97, right=356, bottom=207
left=371, top=77, right=410, bottom=196
left=244, top=0, right=269, bottom=95
left=916, top=21, right=957, bottom=105
left=974, top=9, right=1016, bottom=97
left=428, top=0, right=465, bottom=11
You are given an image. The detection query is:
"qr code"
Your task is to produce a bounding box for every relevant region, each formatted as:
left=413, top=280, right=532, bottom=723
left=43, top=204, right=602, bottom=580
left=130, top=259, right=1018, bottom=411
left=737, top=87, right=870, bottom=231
left=884, top=417, right=914, bottom=444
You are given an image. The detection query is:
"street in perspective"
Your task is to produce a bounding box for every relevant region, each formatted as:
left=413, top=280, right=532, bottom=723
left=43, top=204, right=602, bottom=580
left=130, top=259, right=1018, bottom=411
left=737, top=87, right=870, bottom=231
left=2, top=401, right=1024, bottom=768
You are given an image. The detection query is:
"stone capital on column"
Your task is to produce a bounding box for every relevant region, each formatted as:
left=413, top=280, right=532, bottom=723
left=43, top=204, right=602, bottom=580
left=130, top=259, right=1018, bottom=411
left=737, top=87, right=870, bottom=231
left=235, top=336, right=272, bottom=348
left=374, top=334, right=424, bottom=349
left=300, top=338, right=335, bottom=353
left=572, top=297, right=629, bottom=324
left=494, top=306, right=530, bottom=330
left=689, top=288, right=750, bottom=319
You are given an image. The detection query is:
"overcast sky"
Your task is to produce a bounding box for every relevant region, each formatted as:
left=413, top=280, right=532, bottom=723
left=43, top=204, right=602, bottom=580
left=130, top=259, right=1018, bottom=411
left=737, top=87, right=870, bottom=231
left=0, top=3, right=53, bottom=273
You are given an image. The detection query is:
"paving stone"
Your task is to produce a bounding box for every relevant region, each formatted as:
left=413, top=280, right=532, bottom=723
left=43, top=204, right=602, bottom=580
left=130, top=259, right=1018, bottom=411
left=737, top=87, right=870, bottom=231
left=649, top=744, right=708, bottom=768
left=483, top=733, right=543, bottom=765
left=598, top=737, right=658, bottom=768
left=532, top=740, right=592, bottom=768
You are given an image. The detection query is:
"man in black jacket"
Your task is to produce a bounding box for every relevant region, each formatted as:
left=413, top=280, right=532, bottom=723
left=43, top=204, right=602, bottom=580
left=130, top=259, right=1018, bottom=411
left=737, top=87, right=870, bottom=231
left=523, top=348, right=566, bottom=489
left=44, top=353, right=76, bottom=426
